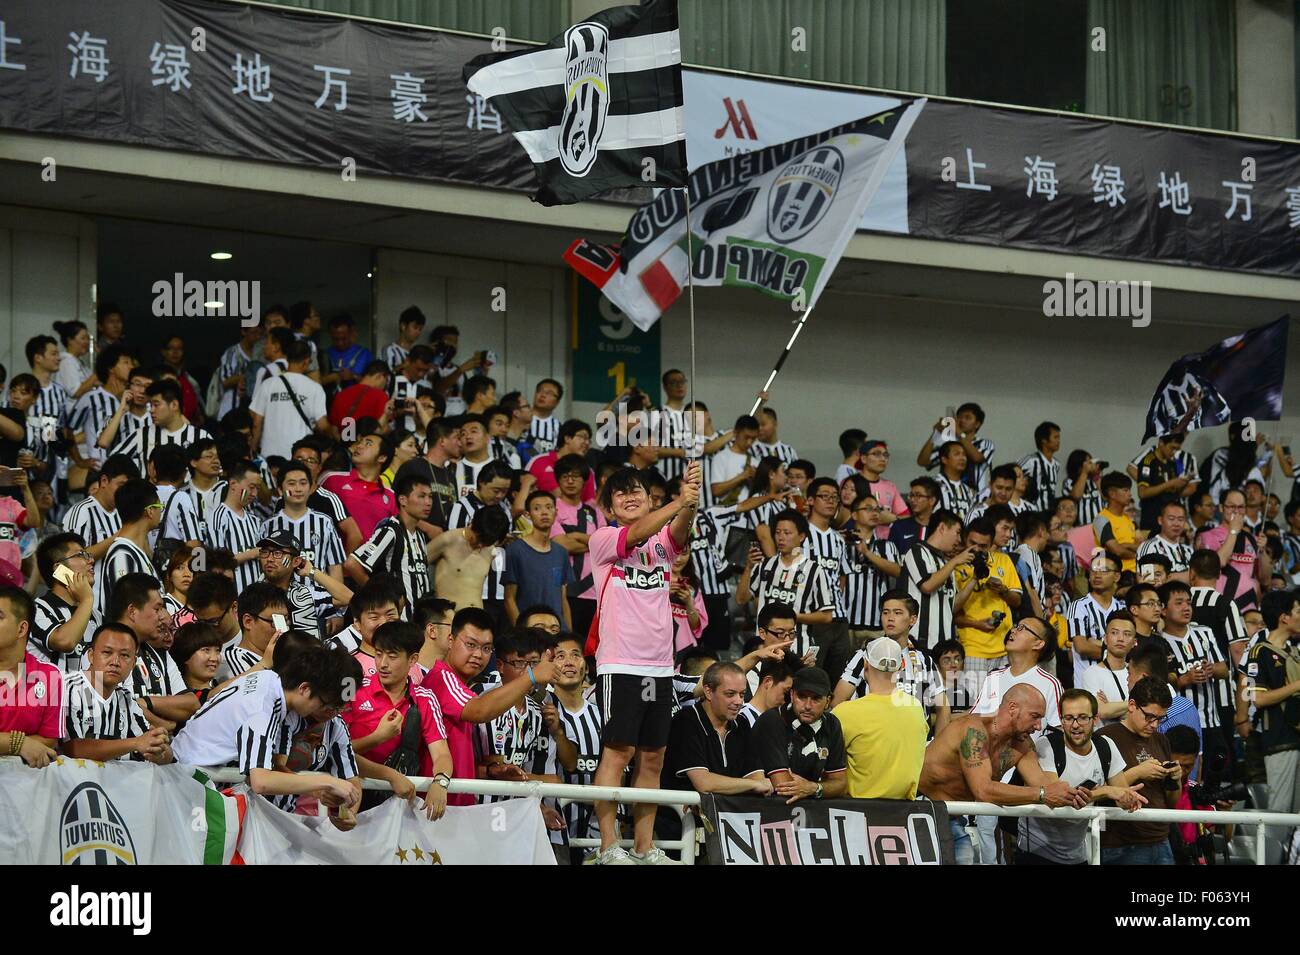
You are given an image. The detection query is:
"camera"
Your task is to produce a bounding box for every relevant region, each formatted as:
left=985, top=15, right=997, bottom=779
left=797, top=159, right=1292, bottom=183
left=1186, top=780, right=1248, bottom=807
left=972, top=550, right=990, bottom=580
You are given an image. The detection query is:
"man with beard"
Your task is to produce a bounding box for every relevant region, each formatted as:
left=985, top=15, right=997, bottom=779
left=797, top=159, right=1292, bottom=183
left=920, top=683, right=1088, bottom=864
left=257, top=529, right=352, bottom=639
left=752, top=666, right=847, bottom=803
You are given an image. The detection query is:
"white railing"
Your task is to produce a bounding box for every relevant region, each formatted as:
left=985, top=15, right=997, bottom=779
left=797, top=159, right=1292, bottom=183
left=205, top=769, right=1300, bottom=865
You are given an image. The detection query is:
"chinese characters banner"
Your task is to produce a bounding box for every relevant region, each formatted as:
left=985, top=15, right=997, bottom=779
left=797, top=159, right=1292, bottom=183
left=1, top=1, right=1298, bottom=278
left=0, top=0, right=535, bottom=190
left=904, top=100, right=1300, bottom=278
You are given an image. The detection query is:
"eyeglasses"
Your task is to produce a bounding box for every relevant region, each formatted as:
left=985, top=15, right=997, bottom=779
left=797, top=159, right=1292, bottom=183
left=907, top=491, right=934, bottom=500
left=255, top=614, right=283, bottom=627
left=428, top=622, right=452, bottom=632
left=460, top=638, right=493, bottom=656
left=760, top=627, right=797, bottom=641
left=146, top=502, right=164, bottom=512
left=813, top=493, right=839, bottom=502
left=1061, top=714, right=1094, bottom=725
left=259, top=548, right=292, bottom=559
left=1136, top=706, right=1164, bottom=725
left=57, top=551, right=92, bottom=565
left=1135, top=600, right=1163, bottom=609
left=500, top=657, right=541, bottom=670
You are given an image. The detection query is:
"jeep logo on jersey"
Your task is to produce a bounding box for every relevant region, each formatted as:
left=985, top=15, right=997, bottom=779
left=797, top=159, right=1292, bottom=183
left=558, top=21, right=610, bottom=178
left=576, top=757, right=600, bottom=773
left=767, top=145, right=844, bottom=243
left=60, top=782, right=138, bottom=865
left=622, top=565, right=667, bottom=591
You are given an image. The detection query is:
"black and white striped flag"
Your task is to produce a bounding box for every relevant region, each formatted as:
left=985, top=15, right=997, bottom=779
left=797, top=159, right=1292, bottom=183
left=463, top=0, right=687, bottom=206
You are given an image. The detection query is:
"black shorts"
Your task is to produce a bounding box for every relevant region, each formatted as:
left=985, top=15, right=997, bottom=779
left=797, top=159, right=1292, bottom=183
left=598, top=673, right=674, bottom=749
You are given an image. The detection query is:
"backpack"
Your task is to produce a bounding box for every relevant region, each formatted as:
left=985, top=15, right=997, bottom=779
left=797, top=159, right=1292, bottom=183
left=151, top=488, right=188, bottom=577
left=1044, top=726, right=1112, bottom=781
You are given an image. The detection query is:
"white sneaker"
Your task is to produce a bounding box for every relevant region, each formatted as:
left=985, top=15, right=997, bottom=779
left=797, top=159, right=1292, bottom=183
left=594, top=845, right=637, bottom=865
left=630, top=847, right=684, bottom=865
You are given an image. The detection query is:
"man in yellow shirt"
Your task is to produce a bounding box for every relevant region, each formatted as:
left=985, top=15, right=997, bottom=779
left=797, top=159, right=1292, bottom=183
left=952, top=517, right=1023, bottom=677
left=832, top=637, right=928, bottom=799
left=1093, top=472, right=1142, bottom=573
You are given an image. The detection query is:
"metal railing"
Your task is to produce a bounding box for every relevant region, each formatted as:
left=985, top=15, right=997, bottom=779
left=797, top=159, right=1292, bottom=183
left=205, top=769, right=1300, bottom=865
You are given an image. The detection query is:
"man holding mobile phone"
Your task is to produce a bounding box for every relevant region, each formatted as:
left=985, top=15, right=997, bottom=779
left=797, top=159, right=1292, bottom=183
left=216, top=582, right=290, bottom=683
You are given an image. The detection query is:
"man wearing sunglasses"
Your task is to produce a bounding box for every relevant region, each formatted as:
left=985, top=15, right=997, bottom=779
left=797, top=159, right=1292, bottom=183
left=1096, top=676, right=1183, bottom=864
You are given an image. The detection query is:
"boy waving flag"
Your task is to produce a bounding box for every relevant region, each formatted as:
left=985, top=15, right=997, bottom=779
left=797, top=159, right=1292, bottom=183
left=463, top=0, right=687, bottom=206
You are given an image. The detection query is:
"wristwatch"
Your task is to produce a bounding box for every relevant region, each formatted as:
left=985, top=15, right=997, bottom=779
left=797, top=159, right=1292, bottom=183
left=814, top=783, right=824, bottom=800
left=432, top=773, right=451, bottom=790
left=1037, top=786, right=1046, bottom=804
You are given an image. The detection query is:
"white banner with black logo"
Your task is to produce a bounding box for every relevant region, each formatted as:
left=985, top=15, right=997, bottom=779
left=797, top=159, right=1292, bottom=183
left=703, top=794, right=955, bottom=865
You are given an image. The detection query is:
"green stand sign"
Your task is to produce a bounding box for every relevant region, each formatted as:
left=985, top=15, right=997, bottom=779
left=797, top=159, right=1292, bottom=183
left=570, top=274, right=661, bottom=403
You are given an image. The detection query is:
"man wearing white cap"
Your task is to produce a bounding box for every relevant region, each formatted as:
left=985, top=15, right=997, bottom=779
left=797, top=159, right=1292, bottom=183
left=832, top=637, right=928, bottom=801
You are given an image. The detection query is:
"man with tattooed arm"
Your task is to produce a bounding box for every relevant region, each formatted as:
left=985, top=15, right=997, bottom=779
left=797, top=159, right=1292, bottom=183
left=920, top=684, right=1089, bottom=863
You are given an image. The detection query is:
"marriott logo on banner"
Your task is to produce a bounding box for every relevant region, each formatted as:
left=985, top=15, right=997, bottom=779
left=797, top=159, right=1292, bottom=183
left=714, top=97, right=757, bottom=140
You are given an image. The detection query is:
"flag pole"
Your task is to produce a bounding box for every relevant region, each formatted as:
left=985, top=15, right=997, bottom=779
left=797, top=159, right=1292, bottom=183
left=680, top=186, right=698, bottom=462
left=748, top=304, right=817, bottom=417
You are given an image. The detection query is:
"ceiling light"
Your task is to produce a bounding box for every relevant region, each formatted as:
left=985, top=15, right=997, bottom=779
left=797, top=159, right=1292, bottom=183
left=210, top=251, right=233, bottom=260
left=204, top=301, right=225, bottom=310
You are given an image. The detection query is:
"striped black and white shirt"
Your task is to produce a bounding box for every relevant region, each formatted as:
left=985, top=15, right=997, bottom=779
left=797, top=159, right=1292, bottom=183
left=172, top=669, right=290, bottom=773
left=182, top=478, right=224, bottom=545
left=653, top=406, right=691, bottom=482
left=63, top=670, right=151, bottom=756
left=63, top=496, right=120, bottom=549
left=95, top=537, right=159, bottom=622
left=746, top=553, right=833, bottom=656
left=452, top=458, right=495, bottom=502
left=936, top=474, right=976, bottom=521
left=217, top=343, right=255, bottom=418
left=69, top=388, right=121, bottom=467
left=1068, top=593, right=1126, bottom=681
left=1074, top=485, right=1103, bottom=527
left=29, top=592, right=90, bottom=674
left=927, top=433, right=995, bottom=491
left=803, top=523, right=850, bottom=620
left=689, top=506, right=735, bottom=598
left=209, top=503, right=264, bottom=592
left=216, top=644, right=263, bottom=684
left=488, top=436, right=522, bottom=471
left=839, top=644, right=946, bottom=713
left=118, top=409, right=151, bottom=446
left=528, top=415, right=561, bottom=456
left=902, top=542, right=955, bottom=651
left=839, top=537, right=900, bottom=628
left=383, top=342, right=409, bottom=372
left=272, top=715, right=359, bottom=812
left=1014, top=544, right=1046, bottom=605
left=1162, top=625, right=1229, bottom=728
left=1190, top=585, right=1249, bottom=659
left=1137, top=534, right=1193, bottom=574
left=307, top=486, right=349, bottom=526
left=30, top=377, right=69, bottom=422
left=751, top=440, right=798, bottom=466
left=446, top=494, right=509, bottom=601
left=110, top=421, right=209, bottom=475
left=1018, top=451, right=1060, bottom=511
left=125, top=641, right=186, bottom=698
left=262, top=507, right=346, bottom=620
left=162, top=486, right=203, bottom=544
left=390, top=373, right=421, bottom=432
left=351, top=517, right=431, bottom=611
left=557, top=691, right=603, bottom=842
left=474, top=698, right=545, bottom=803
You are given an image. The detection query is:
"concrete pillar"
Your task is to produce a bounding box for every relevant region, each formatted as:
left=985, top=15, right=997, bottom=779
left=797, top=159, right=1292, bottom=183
left=1235, top=0, right=1297, bottom=137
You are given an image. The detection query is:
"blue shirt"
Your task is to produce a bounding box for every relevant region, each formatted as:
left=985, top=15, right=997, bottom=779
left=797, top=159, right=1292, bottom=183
left=328, top=344, right=372, bottom=377
left=502, top=538, right=573, bottom=621
left=1160, top=693, right=1203, bottom=780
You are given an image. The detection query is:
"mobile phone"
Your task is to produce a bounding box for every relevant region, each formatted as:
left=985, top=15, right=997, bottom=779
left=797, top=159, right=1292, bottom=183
left=1284, top=445, right=1293, bottom=458
left=1095, top=460, right=1110, bottom=471
left=271, top=613, right=289, bottom=634
left=1079, top=779, right=1098, bottom=791
left=1161, top=761, right=1178, bottom=770
left=53, top=564, right=77, bottom=587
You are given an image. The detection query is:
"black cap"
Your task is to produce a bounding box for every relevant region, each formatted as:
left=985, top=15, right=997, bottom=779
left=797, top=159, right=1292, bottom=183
left=256, top=530, right=300, bottom=554
left=791, top=667, right=831, bottom=698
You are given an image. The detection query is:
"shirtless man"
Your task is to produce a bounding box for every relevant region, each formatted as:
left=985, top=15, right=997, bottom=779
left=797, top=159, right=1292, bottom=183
left=920, top=684, right=1088, bottom=863
left=427, top=505, right=510, bottom=609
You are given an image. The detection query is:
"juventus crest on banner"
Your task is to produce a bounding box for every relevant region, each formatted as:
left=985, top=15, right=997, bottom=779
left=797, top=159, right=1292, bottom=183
left=463, top=0, right=688, bottom=206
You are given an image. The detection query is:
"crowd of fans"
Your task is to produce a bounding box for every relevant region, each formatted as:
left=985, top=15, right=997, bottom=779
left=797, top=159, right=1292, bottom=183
left=0, top=301, right=1298, bottom=866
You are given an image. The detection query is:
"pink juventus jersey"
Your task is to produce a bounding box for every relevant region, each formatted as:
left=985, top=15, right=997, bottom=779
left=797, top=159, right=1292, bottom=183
left=589, top=524, right=682, bottom=677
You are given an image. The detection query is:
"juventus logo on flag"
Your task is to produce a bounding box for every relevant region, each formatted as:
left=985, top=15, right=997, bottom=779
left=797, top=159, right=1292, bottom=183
left=463, top=0, right=687, bottom=206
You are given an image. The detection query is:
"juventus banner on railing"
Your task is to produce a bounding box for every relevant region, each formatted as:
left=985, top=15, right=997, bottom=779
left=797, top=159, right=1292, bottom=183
left=2, top=0, right=1299, bottom=275
left=702, top=794, right=955, bottom=865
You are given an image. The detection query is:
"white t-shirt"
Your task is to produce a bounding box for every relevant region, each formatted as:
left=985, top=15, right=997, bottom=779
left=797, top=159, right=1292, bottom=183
left=1018, top=735, right=1125, bottom=864
left=171, top=668, right=292, bottom=772
left=971, top=665, right=1063, bottom=737
left=1078, top=661, right=1129, bottom=724
left=710, top=445, right=750, bottom=503
left=250, top=371, right=327, bottom=460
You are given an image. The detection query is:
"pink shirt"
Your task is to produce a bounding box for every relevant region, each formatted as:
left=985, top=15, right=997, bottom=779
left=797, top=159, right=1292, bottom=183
left=527, top=453, right=596, bottom=502
left=868, top=478, right=909, bottom=540
left=1197, top=527, right=1259, bottom=606
left=0, top=496, right=26, bottom=572
left=589, top=524, right=682, bottom=677
left=670, top=586, right=707, bottom=653
left=420, top=660, right=478, bottom=806
left=321, top=470, right=397, bottom=541
left=551, top=498, right=607, bottom=600
left=0, top=653, right=63, bottom=738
